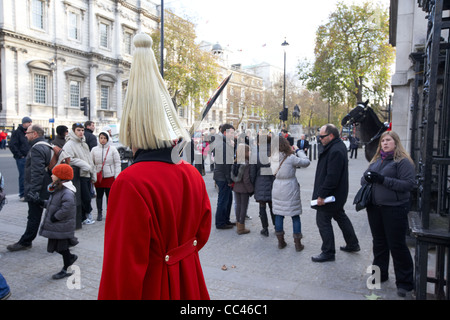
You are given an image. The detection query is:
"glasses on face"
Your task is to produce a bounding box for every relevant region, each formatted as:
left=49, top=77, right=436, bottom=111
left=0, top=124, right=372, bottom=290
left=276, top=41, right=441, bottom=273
left=319, top=134, right=330, bottom=139
left=25, top=131, right=35, bottom=135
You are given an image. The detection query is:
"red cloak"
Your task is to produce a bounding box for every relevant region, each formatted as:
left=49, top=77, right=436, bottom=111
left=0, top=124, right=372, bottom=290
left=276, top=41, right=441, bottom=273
left=98, top=157, right=211, bottom=300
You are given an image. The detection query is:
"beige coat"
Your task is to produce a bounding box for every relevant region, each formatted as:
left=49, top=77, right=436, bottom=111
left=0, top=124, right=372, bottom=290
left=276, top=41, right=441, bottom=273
left=271, top=150, right=310, bottom=216
left=91, top=136, right=121, bottom=179
left=63, top=130, right=96, bottom=181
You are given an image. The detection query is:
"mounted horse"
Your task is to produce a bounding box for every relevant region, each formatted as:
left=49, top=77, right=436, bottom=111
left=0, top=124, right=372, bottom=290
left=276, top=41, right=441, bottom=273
left=341, top=101, right=390, bottom=162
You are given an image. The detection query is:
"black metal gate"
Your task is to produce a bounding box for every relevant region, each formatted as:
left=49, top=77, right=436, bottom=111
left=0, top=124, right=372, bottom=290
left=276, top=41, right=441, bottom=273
left=409, top=0, right=450, bottom=300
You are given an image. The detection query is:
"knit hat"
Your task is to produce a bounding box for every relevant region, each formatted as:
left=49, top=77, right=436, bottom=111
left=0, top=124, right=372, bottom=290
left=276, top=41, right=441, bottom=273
left=119, top=33, right=190, bottom=150
left=52, top=164, right=74, bottom=181
left=22, top=116, right=32, bottom=124
left=56, top=125, right=68, bottom=136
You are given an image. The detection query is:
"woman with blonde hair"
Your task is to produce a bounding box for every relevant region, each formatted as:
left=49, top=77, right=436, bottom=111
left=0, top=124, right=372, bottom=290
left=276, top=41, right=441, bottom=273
left=98, top=33, right=211, bottom=300
left=360, top=130, right=416, bottom=298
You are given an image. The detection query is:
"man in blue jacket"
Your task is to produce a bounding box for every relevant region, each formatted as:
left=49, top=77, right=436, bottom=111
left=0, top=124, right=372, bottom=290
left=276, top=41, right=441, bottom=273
left=311, top=124, right=359, bottom=262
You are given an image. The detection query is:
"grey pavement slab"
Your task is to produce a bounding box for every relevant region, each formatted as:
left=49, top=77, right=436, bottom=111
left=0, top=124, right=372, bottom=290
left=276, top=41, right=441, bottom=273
left=0, top=151, right=410, bottom=300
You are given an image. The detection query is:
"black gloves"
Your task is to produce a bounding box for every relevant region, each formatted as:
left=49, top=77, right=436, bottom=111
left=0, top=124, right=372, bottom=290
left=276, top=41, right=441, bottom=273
left=364, top=171, right=385, bottom=184
left=27, top=191, right=45, bottom=207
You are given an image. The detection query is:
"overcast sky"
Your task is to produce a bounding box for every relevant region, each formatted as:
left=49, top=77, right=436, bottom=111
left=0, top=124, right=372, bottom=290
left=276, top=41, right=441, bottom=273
left=164, top=0, right=390, bottom=74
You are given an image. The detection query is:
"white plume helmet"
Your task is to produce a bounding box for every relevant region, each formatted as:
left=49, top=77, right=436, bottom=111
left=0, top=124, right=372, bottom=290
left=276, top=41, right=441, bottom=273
left=120, top=33, right=190, bottom=150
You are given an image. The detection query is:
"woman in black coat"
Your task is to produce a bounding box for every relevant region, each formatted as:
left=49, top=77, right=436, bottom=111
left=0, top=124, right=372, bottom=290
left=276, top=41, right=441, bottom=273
left=360, top=131, right=416, bottom=298
left=250, top=133, right=275, bottom=236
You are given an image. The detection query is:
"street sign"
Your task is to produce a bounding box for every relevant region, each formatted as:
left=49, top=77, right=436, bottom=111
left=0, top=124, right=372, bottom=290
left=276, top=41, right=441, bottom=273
left=49, top=118, right=55, bottom=123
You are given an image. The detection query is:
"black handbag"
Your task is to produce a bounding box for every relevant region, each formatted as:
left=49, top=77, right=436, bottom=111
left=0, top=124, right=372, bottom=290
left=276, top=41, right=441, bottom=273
left=353, top=183, right=372, bottom=211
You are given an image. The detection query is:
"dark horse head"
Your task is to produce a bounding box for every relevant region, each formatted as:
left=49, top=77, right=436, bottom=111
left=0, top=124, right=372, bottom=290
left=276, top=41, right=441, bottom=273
left=341, top=100, right=389, bottom=162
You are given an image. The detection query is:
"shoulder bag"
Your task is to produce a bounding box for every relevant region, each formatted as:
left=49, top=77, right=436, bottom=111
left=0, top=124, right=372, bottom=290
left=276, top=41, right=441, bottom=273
left=96, top=147, right=110, bottom=185
left=353, top=183, right=372, bottom=212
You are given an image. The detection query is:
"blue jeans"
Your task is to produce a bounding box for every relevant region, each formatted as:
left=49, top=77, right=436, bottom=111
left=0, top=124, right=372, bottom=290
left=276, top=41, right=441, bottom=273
left=275, top=215, right=301, bottom=234
left=15, top=157, right=26, bottom=197
left=0, top=272, right=10, bottom=299
left=215, top=180, right=233, bottom=228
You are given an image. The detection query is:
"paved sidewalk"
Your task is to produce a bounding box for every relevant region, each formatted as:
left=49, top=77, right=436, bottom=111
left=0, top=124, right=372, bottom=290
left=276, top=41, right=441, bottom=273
left=0, top=152, right=410, bottom=300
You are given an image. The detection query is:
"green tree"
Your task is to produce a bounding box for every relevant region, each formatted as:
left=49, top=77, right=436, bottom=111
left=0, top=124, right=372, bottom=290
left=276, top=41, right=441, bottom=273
left=151, top=10, right=220, bottom=113
left=297, top=1, right=395, bottom=108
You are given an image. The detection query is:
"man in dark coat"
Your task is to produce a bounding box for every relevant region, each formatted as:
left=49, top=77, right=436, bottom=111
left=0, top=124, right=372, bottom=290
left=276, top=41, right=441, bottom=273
left=349, top=135, right=360, bottom=159
left=9, top=117, right=33, bottom=200
left=51, top=125, right=68, bottom=148
left=311, top=124, right=359, bottom=262
left=84, top=121, right=97, bottom=151
left=296, top=134, right=310, bottom=156
left=212, top=124, right=235, bottom=229
left=7, top=124, right=52, bottom=251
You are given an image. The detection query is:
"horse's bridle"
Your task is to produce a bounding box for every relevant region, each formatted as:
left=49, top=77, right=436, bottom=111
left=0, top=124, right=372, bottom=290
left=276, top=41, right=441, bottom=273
left=342, top=104, right=368, bottom=127
left=343, top=104, right=389, bottom=145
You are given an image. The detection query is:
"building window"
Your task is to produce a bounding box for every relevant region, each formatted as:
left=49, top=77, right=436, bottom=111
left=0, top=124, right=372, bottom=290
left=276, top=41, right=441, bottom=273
left=100, top=85, right=109, bottom=110
left=68, top=11, right=80, bottom=40
left=70, top=81, right=81, bottom=107
left=229, top=102, right=234, bottom=114
left=124, top=31, right=133, bottom=55
left=34, top=74, right=47, bottom=104
left=179, top=107, right=185, bottom=118
left=31, top=0, right=45, bottom=30
left=212, top=110, right=216, bottom=121
left=99, top=22, right=109, bottom=48
left=219, top=111, right=223, bottom=122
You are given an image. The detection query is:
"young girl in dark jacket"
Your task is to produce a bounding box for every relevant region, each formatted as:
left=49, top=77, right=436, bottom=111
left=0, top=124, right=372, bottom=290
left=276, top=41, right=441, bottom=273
left=40, top=164, right=79, bottom=280
left=231, top=143, right=254, bottom=235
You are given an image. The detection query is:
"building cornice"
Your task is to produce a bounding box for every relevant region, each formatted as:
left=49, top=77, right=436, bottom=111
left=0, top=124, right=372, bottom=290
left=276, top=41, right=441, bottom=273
left=117, top=0, right=160, bottom=23
left=0, top=29, right=131, bottom=68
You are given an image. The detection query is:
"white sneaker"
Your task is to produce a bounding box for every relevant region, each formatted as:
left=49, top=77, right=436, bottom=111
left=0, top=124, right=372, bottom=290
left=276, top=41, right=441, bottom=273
left=82, top=218, right=95, bottom=225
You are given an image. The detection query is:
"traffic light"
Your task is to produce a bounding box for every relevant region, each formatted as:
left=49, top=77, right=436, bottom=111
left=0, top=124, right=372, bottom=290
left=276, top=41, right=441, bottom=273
left=279, top=107, right=288, bottom=121
left=80, top=97, right=89, bottom=117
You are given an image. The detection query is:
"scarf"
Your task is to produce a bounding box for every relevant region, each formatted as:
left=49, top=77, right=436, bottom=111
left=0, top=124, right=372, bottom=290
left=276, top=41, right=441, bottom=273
left=380, top=150, right=394, bottom=160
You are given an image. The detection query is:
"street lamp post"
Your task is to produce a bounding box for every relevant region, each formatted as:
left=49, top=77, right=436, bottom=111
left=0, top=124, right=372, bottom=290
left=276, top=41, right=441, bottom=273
left=281, top=38, right=289, bottom=128
left=160, top=0, right=164, bottom=78
left=50, top=61, right=57, bottom=139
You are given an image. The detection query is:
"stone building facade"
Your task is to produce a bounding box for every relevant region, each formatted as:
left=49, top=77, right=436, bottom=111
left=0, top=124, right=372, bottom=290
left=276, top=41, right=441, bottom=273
left=389, top=0, right=427, bottom=151
left=0, top=0, right=160, bottom=136
left=197, top=41, right=265, bottom=133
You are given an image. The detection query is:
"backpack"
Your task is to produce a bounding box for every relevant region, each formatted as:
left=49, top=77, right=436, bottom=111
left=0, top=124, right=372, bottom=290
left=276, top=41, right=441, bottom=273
left=0, top=172, right=6, bottom=212
left=34, top=141, right=71, bottom=172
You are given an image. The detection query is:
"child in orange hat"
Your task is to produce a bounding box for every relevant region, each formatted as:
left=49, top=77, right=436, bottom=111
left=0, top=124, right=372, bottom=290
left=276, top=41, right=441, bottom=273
left=39, top=164, right=79, bottom=280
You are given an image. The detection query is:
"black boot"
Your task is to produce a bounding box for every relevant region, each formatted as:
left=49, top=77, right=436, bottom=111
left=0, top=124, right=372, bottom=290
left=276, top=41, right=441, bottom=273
left=96, top=198, right=103, bottom=221
left=52, top=269, right=71, bottom=280
left=259, top=205, right=269, bottom=237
